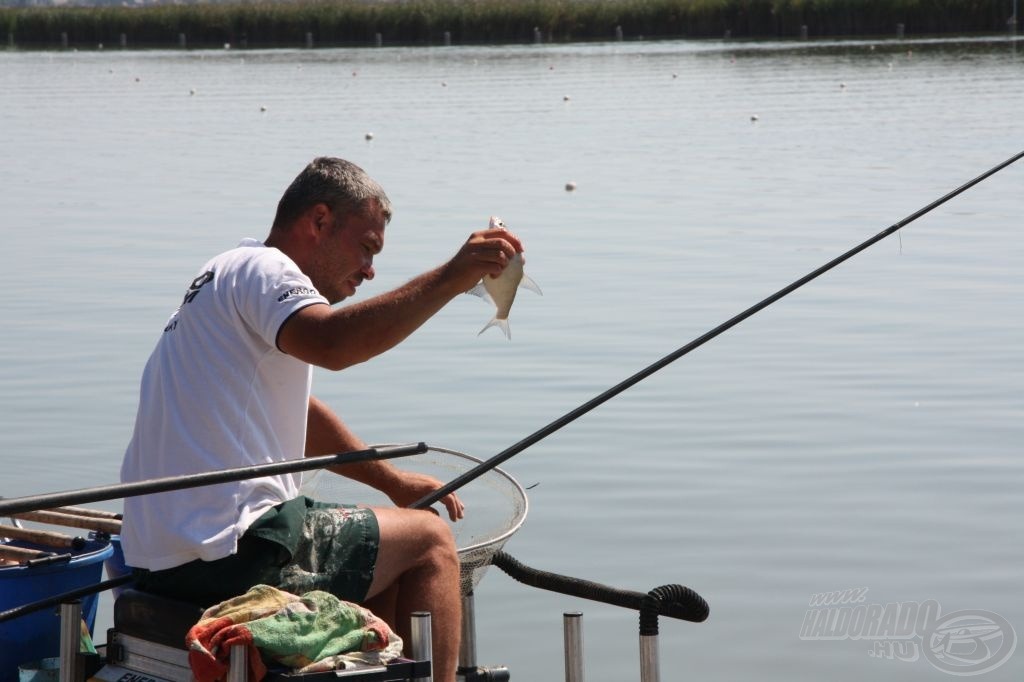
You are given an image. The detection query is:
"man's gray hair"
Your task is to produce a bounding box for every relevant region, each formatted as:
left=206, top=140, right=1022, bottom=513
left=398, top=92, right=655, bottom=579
left=272, top=157, right=393, bottom=230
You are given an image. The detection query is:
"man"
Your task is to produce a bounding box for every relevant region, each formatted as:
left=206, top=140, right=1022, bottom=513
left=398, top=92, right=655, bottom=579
left=120, top=156, right=524, bottom=682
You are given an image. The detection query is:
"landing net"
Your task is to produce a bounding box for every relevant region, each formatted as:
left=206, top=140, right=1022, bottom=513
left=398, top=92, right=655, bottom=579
left=299, top=444, right=528, bottom=595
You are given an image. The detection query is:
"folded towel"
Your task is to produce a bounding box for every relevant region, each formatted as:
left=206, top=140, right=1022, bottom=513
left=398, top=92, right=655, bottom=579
left=186, top=584, right=403, bottom=682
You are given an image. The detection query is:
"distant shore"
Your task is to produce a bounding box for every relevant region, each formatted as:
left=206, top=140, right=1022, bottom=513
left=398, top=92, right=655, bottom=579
left=1, top=0, right=1019, bottom=50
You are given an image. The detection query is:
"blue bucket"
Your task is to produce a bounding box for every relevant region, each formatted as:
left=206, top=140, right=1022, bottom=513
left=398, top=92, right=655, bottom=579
left=0, top=537, right=112, bottom=682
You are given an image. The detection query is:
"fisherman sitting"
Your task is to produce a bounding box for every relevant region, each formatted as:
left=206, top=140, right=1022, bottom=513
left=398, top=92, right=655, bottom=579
left=119, top=156, right=525, bottom=682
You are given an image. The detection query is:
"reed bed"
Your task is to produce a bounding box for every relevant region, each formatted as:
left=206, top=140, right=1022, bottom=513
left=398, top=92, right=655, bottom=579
left=1, top=0, right=1017, bottom=49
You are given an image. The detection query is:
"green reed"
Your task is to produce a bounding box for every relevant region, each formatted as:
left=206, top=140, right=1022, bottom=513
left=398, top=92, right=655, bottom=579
left=1, top=0, right=1016, bottom=49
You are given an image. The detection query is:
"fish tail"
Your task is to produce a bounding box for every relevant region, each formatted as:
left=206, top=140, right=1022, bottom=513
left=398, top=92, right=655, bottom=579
left=478, top=317, right=511, bottom=340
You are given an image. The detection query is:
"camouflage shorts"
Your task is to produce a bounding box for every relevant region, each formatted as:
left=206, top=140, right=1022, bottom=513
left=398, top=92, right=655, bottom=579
left=133, top=498, right=379, bottom=606
left=275, top=503, right=380, bottom=602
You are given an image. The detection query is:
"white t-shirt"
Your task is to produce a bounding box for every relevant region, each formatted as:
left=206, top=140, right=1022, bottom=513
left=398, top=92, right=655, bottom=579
left=120, top=239, right=329, bottom=571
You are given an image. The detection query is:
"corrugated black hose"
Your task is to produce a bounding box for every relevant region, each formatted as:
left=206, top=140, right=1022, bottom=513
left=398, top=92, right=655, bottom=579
left=639, top=584, right=709, bottom=636
left=491, top=551, right=709, bottom=628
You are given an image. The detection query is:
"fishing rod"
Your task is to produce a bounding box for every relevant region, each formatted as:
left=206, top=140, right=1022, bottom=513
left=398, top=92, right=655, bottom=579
left=0, top=442, right=427, bottom=517
left=413, top=149, right=1024, bottom=510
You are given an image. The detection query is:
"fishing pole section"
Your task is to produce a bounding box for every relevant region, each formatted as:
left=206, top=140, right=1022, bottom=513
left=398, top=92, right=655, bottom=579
left=412, top=148, right=1024, bottom=511
left=415, top=149, right=1024, bottom=680
left=0, top=443, right=430, bottom=518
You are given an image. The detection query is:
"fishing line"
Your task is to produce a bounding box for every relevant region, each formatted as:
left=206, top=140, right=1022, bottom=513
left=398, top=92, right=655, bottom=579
left=413, top=149, right=1024, bottom=510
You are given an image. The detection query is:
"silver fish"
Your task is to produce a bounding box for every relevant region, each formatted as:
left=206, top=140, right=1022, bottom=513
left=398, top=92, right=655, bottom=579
left=468, top=216, right=542, bottom=339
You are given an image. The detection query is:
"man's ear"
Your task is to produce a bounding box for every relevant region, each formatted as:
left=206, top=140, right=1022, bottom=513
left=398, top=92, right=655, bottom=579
left=305, top=203, right=332, bottom=241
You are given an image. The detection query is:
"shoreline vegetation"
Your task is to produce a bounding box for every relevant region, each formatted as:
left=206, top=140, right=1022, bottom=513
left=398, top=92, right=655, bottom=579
left=1, top=0, right=1019, bottom=50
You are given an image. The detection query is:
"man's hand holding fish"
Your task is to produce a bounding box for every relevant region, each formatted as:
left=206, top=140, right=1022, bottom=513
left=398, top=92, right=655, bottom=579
left=442, top=224, right=525, bottom=290
left=467, top=216, right=542, bottom=339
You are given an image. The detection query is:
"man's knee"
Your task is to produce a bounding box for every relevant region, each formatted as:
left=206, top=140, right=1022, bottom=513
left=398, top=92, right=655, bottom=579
left=368, top=508, right=460, bottom=598
left=415, top=512, right=459, bottom=567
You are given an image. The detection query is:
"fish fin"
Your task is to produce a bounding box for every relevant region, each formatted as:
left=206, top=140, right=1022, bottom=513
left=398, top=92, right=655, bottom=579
left=519, top=273, right=543, bottom=295
left=478, top=318, right=511, bottom=340
left=466, top=282, right=494, bottom=304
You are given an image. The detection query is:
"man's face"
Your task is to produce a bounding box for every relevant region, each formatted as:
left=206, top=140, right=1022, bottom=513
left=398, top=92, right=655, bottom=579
left=311, top=201, right=386, bottom=304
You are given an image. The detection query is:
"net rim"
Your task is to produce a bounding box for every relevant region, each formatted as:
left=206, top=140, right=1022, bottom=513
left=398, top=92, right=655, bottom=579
left=371, top=443, right=529, bottom=556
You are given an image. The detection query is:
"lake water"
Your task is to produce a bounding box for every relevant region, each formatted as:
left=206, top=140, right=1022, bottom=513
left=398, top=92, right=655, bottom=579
left=2, top=34, right=1023, bottom=680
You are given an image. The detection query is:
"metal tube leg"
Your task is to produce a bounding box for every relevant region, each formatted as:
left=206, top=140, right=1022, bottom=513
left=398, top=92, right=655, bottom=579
left=411, top=611, right=433, bottom=682
left=227, top=644, right=247, bottom=682
left=563, top=612, right=584, bottom=682
left=459, top=593, right=477, bottom=671
left=59, top=601, right=82, bottom=682
left=639, top=634, right=660, bottom=682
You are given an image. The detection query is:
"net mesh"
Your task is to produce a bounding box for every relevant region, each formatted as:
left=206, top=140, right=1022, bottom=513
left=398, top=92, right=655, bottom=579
left=299, top=444, right=528, bottom=595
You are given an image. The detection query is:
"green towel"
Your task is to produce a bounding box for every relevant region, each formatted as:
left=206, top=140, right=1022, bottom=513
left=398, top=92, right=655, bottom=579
left=186, top=584, right=402, bottom=682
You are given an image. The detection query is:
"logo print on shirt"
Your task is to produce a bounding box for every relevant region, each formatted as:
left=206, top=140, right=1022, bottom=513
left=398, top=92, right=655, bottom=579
left=182, top=270, right=214, bottom=305
left=164, top=270, right=214, bottom=333
left=277, top=286, right=317, bottom=302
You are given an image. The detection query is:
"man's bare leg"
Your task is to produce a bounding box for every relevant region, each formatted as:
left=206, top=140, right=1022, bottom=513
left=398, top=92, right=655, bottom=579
left=365, top=507, right=461, bottom=682
left=362, top=582, right=398, bottom=630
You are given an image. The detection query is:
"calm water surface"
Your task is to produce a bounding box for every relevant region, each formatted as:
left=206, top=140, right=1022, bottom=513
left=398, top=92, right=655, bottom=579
left=2, top=35, right=1023, bottom=680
